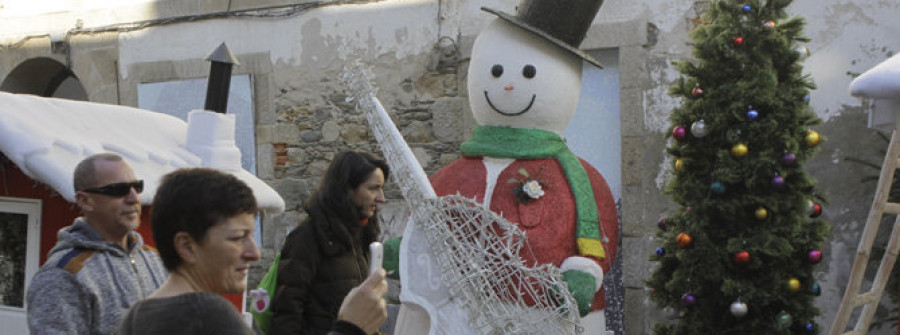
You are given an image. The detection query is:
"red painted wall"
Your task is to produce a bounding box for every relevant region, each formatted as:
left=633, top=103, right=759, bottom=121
left=1, top=159, right=242, bottom=310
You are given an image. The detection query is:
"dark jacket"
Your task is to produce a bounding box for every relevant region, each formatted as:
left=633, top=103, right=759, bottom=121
left=269, top=204, right=379, bottom=335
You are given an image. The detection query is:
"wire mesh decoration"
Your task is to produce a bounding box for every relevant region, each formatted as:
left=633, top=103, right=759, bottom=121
left=342, top=61, right=581, bottom=334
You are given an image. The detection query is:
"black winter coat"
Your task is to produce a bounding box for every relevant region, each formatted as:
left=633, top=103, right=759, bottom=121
left=269, top=205, right=378, bottom=335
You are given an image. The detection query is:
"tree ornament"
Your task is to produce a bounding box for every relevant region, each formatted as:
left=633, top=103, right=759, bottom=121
left=775, top=311, right=793, bottom=329
left=741, top=4, right=751, bottom=13
left=691, top=85, right=705, bottom=98
left=811, top=283, right=821, bottom=296
left=772, top=175, right=785, bottom=190
left=805, top=130, right=820, bottom=147
left=782, top=153, right=797, bottom=166
left=763, top=20, right=776, bottom=29
left=681, top=293, right=696, bottom=306
left=733, top=37, right=744, bottom=46
left=734, top=250, right=750, bottom=265
left=788, top=278, right=801, bottom=292
left=746, top=107, right=759, bottom=121
left=803, top=95, right=811, bottom=104
left=711, top=182, right=726, bottom=195
left=731, top=143, right=748, bottom=158
left=677, top=232, right=693, bottom=248
left=657, top=217, right=667, bottom=231
left=805, top=323, right=815, bottom=332
left=730, top=300, right=748, bottom=317
left=675, top=158, right=684, bottom=172
left=673, top=126, right=687, bottom=141
left=691, top=119, right=709, bottom=138
left=755, top=207, right=768, bottom=220
left=796, top=45, right=811, bottom=61
left=808, top=250, right=823, bottom=264
left=656, top=247, right=665, bottom=258
left=808, top=201, right=823, bottom=218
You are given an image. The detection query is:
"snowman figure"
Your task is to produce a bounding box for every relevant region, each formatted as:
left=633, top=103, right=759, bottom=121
left=396, top=0, right=618, bottom=333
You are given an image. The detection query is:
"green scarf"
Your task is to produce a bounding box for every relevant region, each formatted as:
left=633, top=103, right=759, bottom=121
left=461, top=125, right=606, bottom=259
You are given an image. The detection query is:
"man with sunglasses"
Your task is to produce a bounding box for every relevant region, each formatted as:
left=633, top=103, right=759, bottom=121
left=26, top=153, right=167, bottom=335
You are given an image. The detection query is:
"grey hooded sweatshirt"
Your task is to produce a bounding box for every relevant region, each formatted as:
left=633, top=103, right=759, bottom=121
left=26, top=218, right=167, bottom=335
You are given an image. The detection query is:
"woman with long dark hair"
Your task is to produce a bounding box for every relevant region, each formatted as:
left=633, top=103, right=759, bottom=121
left=270, top=151, right=390, bottom=335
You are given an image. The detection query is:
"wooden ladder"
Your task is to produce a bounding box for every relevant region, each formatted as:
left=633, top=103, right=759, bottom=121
left=830, top=130, right=900, bottom=335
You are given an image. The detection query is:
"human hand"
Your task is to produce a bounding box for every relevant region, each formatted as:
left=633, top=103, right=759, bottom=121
left=337, top=269, right=388, bottom=334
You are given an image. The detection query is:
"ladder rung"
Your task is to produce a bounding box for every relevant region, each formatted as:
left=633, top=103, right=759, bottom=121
left=852, top=292, right=878, bottom=307
left=884, top=202, right=900, bottom=214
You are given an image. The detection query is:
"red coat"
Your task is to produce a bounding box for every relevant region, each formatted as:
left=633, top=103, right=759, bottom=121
left=430, top=155, right=619, bottom=311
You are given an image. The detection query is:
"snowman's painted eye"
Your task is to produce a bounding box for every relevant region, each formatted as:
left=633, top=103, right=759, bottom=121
left=491, top=65, right=504, bottom=78
left=523, top=65, right=536, bottom=79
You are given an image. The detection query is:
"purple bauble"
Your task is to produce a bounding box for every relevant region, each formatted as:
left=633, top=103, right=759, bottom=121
left=772, top=176, right=785, bottom=190
left=656, top=247, right=666, bottom=257
left=673, top=126, right=687, bottom=141
left=808, top=250, right=823, bottom=264
left=681, top=293, right=697, bottom=306
left=782, top=153, right=797, bottom=166
left=657, top=217, right=667, bottom=231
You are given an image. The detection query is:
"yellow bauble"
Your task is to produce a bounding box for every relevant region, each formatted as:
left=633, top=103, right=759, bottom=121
left=675, top=158, right=684, bottom=172
left=805, top=130, right=820, bottom=147
left=788, top=278, right=801, bottom=292
left=731, top=143, right=748, bottom=158
left=755, top=207, right=768, bottom=220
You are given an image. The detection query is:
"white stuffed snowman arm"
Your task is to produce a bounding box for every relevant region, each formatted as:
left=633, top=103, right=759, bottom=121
left=560, top=256, right=604, bottom=292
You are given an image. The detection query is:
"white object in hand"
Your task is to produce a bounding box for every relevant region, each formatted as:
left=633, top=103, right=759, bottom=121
left=369, top=242, right=383, bottom=276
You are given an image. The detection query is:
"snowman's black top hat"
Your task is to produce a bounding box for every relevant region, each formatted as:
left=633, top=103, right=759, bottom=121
left=482, top=0, right=604, bottom=68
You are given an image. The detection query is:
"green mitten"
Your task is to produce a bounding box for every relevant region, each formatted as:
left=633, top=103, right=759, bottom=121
left=383, top=237, right=402, bottom=279
left=562, top=269, right=597, bottom=317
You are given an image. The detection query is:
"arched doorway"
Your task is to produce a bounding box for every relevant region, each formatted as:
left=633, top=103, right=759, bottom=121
left=1, top=57, right=88, bottom=100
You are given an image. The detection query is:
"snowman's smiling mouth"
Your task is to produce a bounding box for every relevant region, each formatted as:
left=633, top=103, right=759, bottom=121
left=484, top=91, right=535, bottom=116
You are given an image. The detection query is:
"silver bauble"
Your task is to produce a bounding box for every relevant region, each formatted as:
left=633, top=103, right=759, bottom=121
left=796, top=45, right=811, bottom=61
left=730, top=300, right=748, bottom=317
left=691, top=119, right=709, bottom=138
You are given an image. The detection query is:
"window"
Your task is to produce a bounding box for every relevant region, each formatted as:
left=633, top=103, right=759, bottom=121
left=565, top=49, right=621, bottom=199
left=137, top=75, right=261, bottom=245
left=0, top=197, right=42, bottom=333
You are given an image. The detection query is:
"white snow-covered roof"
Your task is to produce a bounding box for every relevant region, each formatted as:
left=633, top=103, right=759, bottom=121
left=0, top=91, right=285, bottom=214
left=849, top=53, right=900, bottom=130
left=851, top=53, right=900, bottom=99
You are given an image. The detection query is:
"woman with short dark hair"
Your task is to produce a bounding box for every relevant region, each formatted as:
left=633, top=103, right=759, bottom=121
left=270, top=151, right=391, bottom=335
left=117, top=168, right=387, bottom=335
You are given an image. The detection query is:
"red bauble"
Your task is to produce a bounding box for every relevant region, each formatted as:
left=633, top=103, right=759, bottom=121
left=673, top=126, right=687, bottom=141
left=809, top=202, right=823, bottom=218
left=734, top=37, right=744, bottom=46
left=808, top=250, right=823, bottom=264
left=692, top=86, right=705, bottom=98
left=734, top=250, right=751, bottom=265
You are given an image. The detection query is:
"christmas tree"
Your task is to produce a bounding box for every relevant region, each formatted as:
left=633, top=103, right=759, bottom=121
left=646, top=0, right=830, bottom=334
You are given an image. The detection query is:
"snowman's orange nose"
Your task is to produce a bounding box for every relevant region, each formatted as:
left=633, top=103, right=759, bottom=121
left=504, top=85, right=514, bottom=91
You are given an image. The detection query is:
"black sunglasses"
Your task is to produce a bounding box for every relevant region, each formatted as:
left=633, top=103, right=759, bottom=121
left=81, top=180, right=144, bottom=197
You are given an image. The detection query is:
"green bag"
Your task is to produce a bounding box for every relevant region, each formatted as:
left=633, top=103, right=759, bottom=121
left=249, top=252, right=280, bottom=334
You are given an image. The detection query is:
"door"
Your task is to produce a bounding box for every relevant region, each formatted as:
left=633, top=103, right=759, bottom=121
left=0, top=197, right=42, bottom=334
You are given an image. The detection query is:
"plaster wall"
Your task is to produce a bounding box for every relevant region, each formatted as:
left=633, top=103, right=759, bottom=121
left=1, top=0, right=899, bottom=333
